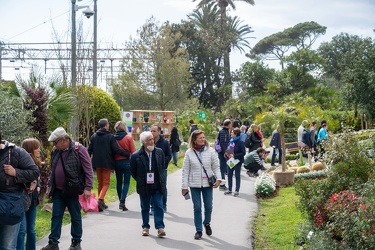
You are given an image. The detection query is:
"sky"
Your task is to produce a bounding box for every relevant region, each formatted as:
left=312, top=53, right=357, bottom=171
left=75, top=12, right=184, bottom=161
left=0, top=0, right=374, bottom=86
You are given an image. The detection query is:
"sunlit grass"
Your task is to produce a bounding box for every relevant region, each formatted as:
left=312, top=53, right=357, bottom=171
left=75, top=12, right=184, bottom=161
left=254, top=186, right=303, bottom=249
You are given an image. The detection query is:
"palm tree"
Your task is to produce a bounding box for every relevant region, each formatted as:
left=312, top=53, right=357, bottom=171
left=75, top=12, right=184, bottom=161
left=193, top=0, right=255, bottom=103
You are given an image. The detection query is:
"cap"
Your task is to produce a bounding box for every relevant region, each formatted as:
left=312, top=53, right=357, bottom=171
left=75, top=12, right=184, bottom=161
left=48, top=127, right=68, bottom=142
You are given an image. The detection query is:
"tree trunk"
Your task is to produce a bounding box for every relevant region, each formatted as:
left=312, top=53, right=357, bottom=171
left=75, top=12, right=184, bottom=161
left=280, top=130, right=287, bottom=172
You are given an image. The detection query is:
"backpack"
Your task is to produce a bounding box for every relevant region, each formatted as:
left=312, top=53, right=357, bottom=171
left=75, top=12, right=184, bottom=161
left=174, top=138, right=181, bottom=147
left=244, top=134, right=252, bottom=148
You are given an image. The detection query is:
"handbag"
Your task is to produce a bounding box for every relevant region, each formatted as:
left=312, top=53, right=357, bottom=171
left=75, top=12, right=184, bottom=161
left=214, top=139, right=222, bottom=153
left=193, top=150, right=217, bottom=187
left=79, top=193, right=99, bottom=213
left=0, top=146, right=24, bottom=225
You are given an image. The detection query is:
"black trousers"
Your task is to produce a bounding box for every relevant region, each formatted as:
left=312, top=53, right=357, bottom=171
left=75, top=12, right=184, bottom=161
left=244, top=162, right=262, bottom=174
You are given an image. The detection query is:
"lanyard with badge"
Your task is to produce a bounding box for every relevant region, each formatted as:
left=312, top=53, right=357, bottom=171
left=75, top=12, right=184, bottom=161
left=146, top=151, right=154, bottom=184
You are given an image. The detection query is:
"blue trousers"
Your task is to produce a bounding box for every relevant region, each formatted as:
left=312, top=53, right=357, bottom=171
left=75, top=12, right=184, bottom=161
left=227, top=163, right=241, bottom=192
left=218, top=153, right=227, bottom=180
left=190, top=187, right=213, bottom=232
left=17, top=205, right=37, bottom=250
left=49, top=189, right=82, bottom=244
left=140, top=190, right=165, bottom=229
left=0, top=222, right=21, bottom=250
left=115, top=159, right=131, bottom=202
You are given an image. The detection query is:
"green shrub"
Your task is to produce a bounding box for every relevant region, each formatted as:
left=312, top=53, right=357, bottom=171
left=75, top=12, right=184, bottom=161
left=311, top=162, right=325, bottom=171
left=255, top=173, right=276, bottom=197
left=297, top=166, right=311, bottom=174
left=286, top=154, right=297, bottom=160
left=294, top=170, right=327, bottom=181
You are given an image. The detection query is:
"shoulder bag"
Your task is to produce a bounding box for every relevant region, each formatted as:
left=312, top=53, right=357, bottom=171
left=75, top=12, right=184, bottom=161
left=0, top=146, right=25, bottom=225
left=193, top=150, right=217, bottom=187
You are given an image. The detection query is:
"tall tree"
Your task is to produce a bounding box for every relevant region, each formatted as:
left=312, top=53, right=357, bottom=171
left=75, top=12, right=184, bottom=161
left=113, top=18, right=192, bottom=111
left=250, top=21, right=326, bottom=69
left=193, top=0, right=255, bottom=101
left=319, top=33, right=375, bottom=121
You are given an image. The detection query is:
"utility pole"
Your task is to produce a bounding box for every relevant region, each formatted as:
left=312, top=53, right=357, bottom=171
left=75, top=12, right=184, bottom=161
left=93, top=0, right=98, bottom=87
left=71, top=0, right=78, bottom=140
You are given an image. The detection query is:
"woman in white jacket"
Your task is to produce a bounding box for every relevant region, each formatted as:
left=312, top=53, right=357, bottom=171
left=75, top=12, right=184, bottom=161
left=181, top=130, right=222, bottom=240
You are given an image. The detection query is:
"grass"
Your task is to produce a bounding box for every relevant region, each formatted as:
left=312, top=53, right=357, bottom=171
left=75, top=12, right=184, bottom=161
left=35, top=154, right=184, bottom=240
left=254, top=186, right=303, bottom=250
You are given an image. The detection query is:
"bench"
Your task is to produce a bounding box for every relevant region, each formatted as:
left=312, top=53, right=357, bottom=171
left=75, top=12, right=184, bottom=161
left=285, top=142, right=299, bottom=154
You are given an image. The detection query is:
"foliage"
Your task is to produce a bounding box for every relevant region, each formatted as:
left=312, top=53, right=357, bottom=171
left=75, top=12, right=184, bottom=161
left=324, top=130, right=373, bottom=192
left=76, top=85, right=122, bottom=146
left=0, top=86, right=34, bottom=144
left=311, top=162, right=325, bottom=171
left=255, top=173, right=276, bottom=197
left=235, top=60, right=276, bottom=97
left=177, top=108, right=218, bottom=141
left=192, top=0, right=255, bottom=108
left=250, top=21, right=326, bottom=69
left=294, top=170, right=327, bottom=181
left=113, top=18, right=192, bottom=111
left=295, top=129, right=375, bottom=248
left=297, top=166, right=311, bottom=174
left=22, top=86, right=49, bottom=148
left=319, top=33, right=375, bottom=121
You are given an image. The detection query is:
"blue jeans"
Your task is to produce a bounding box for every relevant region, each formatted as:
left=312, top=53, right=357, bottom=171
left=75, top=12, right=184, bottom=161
left=227, top=163, right=241, bottom=192
left=0, top=222, right=21, bottom=250
left=115, top=160, right=131, bottom=201
left=140, top=190, right=164, bottom=229
left=17, top=205, right=37, bottom=250
left=218, top=153, right=227, bottom=181
left=271, top=147, right=282, bottom=165
left=171, top=151, right=178, bottom=165
left=190, top=187, right=213, bottom=232
left=49, top=189, right=82, bottom=244
left=151, top=170, right=167, bottom=209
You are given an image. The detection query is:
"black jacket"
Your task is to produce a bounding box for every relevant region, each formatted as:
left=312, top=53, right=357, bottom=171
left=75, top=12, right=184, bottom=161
left=155, top=135, right=171, bottom=168
left=170, top=127, right=180, bottom=152
left=247, top=132, right=262, bottom=152
left=218, top=127, right=230, bottom=154
left=0, top=141, right=39, bottom=193
left=130, top=147, right=166, bottom=197
left=88, top=129, right=130, bottom=169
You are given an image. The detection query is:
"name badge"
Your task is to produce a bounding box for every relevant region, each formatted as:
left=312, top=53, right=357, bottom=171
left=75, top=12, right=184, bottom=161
left=147, top=173, right=155, bottom=184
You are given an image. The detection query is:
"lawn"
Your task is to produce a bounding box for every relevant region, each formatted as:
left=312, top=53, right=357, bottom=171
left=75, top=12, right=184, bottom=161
left=254, top=186, right=303, bottom=249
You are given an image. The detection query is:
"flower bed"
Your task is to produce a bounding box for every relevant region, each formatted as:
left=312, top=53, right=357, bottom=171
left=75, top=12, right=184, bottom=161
left=255, top=173, right=277, bottom=198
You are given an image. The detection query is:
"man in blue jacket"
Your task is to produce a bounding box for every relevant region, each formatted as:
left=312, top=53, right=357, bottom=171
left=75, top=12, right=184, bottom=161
left=150, top=124, right=171, bottom=213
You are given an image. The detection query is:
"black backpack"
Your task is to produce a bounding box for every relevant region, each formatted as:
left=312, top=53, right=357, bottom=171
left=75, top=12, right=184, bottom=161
left=244, top=134, right=252, bottom=148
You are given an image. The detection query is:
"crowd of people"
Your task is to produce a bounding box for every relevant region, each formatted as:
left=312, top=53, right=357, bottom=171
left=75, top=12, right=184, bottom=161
left=0, top=116, right=328, bottom=249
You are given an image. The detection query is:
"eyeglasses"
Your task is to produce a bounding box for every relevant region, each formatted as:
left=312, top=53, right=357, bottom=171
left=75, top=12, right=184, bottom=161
left=53, top=138, right=62, bottom=145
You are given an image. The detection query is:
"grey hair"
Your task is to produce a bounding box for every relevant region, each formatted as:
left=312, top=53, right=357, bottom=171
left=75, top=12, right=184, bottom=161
left=140, top=131, right=153, bottom=144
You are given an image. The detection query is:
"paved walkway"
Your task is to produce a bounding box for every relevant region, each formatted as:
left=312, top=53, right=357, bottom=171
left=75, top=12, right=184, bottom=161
left=37, top=168, right=259, bottom=250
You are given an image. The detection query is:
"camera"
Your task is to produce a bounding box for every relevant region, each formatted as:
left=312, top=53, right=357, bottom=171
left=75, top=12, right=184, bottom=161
left=83, top=7, right=94, bottom=18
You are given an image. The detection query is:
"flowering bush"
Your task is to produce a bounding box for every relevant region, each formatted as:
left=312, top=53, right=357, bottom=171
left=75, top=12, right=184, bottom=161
left=255, top=173, right=276, bottom=197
